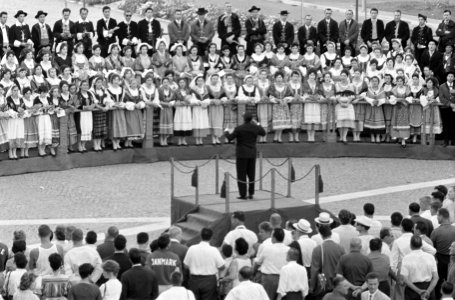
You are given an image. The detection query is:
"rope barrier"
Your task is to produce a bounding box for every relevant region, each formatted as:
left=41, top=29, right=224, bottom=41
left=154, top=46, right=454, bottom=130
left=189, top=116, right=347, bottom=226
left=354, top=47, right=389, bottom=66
left=227, top=169, right=273, bottom=184
left=275, top=165, right=316, bottom=182
left=171, top=162, right=196, bottom=174
left=263, top=157, right=289, bottom=167
left=173, top=155, right=218, bottom=169
left=221, top=158, right=236, bottom=164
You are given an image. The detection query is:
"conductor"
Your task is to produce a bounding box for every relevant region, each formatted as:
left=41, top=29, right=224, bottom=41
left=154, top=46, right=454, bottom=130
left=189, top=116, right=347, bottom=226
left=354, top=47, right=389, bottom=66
left=225, top=112, right=266, bottom=200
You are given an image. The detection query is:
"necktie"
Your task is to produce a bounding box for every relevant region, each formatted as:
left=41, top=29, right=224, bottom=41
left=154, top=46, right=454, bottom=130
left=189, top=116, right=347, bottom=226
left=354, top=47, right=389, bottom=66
left=327, top=20, right=330, bottom=39
left=127, top=23, right=130, bottom=36
left=369, top=294, right=373, bottom=300
left=306, top=26, right=310, bottom=40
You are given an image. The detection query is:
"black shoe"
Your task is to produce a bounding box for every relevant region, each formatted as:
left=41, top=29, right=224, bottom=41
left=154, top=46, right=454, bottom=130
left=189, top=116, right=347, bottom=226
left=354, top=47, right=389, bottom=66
left=248, top=195, right=254, bottom=199
left=237, top=196, right=247, bottom=200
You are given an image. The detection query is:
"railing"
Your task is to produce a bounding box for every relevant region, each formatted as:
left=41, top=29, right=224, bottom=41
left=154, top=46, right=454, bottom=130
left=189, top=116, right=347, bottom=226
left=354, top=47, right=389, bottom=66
left=169, top=153, right=322, bottom=213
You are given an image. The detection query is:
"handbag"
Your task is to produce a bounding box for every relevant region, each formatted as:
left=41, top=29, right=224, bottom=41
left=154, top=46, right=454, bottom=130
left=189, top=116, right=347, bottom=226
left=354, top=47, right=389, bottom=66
left=314, top=243, right=328, bottom=296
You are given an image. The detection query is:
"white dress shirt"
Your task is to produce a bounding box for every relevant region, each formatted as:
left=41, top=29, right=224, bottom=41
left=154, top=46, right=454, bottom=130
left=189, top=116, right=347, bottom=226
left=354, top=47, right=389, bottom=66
left=225, top=280, right=269, bottom=300
left=156, top=286, right=196, bottom=300
left=184, top=241, right=225, bottom=275
left=64, top=245, right=103, bottom=283
left=254, top=242, right=289, bottom=275
left=0, top=24, right=9, bottom=45
left=333, top=225, right=359, bottom=253
left=369, top=218, right=383, bottom=238
left=296, top=235, right=317, bottom=267
left=223, top=225, right=258, bottom=255
left=400, top=249, right=437, bottom=282
left=99, top=278, right=122, bottom=300
left=311, top=232, right=340, bottom=245
left=390, top=232, right=436, bottom=272
left=277, top=261, right=309, bottom=297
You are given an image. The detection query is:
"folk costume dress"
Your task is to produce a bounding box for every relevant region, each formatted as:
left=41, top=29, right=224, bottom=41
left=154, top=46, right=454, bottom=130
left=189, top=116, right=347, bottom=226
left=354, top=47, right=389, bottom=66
left=33, top=95, right=53, bottom=146
left=420, top=87, right=442, bottom=135
left=303, top=52, right=321, bottom=70
left=335, top=82, right=355, bottom=129
left=288, top=81, right=304, bottom=130
left=107, top=86, right=127, bottom=139
left=408, top=84, right=424, bottom=135
left=173, top=87, right=193, bottom=137
left=77, top=91, right=94, bottom=142
left=152, top=50, right=172, bottom=78
left=269, top=83, right=292, bottom=130
left=257, top=79, right=272, bottom=133
left=0, top=96, right=9, bottom=151
left=205, top=53, right=221, bottom=76
left=302, top=80, right=322, bottom=130
left=352, top=79, right=368, bottom=132
left=89, top=55, right=106, bottom=76
left=288, top=53, right=305, bottom=74
left=191, top=85, right=211, bottom=138
left=357, top=54, right=370, bottom=74
left=188, top=55, right=204, bottom=77
left=364, top=86, right=386, bottom=133
left=157, top=87, right=175, bottom=136
left=207, top=81, right=225, bottom=137
left=91, top=87, right=108, bottom=140
left=222, top=82, right=238, bottom=132
left=250, top=53, right=269, bottom=75
left=382, top=83, right=394, bottom=136
left=30, top=75, right=47, bottom=92
left=320, top=83, right=337, bottom=131
left=59, top=93, right=78, bottom=146
left=320, top=52, right=338, bottom=70
left=72, top=53, right=90, bottom=81
left=140, top=84, right=159, bottom=135
left=105, top=54, right=123, bottom=72
left=6, top=96, right=25, bottom=148
left=233, top=54, right=251, bottom=85
left=124, top=87, right=145, bottom=139
left=22, top=96, right=39, bottom=148
left=390, top=86, right=412, bottom=139
left=237, top=84, right=259, bottom=122
left=269, top=54, right=290, bottom=76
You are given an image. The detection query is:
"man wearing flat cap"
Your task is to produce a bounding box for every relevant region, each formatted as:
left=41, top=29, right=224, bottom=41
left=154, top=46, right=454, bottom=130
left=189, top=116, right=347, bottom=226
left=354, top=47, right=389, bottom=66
left=218, top=2, right=241, bottom=55
left=53, top=8, right=76, bottom=56
left=245, top=6, right=266, bottom=56
left=190, top=8, right=215, bottom=56
left=317, top=8, right=339, bottom=53
left=436, top=10, right=455, bottom=52
left=9, top=10, right=33, bottom=58
left=273, top=10, right=294, bottom=54
left=31, top=11, right=54, bottom=54
left=411, top=14, right=433, bottom=66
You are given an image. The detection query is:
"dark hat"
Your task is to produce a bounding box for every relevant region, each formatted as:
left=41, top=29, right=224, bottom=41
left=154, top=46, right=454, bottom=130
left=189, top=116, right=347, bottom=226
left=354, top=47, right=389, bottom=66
left=280, top=10, right=290, bottom=15
left=14, top=10, right=27, bottom=18
left=446, top=44, right=454, bottom=49
left=427, top=39, right=438, bottom=47
left=248, top=6, right=261, bottom=12
left=35, top=10, right=47, bottom=19
left=418, top=13, right=427, bottom=21
left=446, top=70, right=455, bottom=77
left=196, top=8, right=208, bottom=15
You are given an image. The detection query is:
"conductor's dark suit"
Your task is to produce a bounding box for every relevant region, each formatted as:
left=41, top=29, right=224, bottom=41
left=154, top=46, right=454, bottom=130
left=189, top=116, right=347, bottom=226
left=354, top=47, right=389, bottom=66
left=226, top=121, right=266, bottom=199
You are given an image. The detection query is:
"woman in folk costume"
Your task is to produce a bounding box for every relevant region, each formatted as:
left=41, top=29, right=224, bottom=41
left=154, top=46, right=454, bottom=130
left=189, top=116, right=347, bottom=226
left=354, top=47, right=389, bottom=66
left=302, top=42, right=321, bottom=71
left=172, top=44, right=190, bottom=78
left=0, top=85, right=9, bottom=153
left=369, top=46, right=386, bottom=71
left=421, top=77, right=442, bottom=141
left=269, top=44, right=290, bottom=77
left=53, top=42, right=72, bottom=71
left=217, top=46, right=235, bottom=74
left=389, top=75, right=412, bottom=148
left=107, top=73, right=127, bottom=151
left=381, top=58, right=397, bottom=81
left=221, top=73, right=238, bottom=141
left=14, top=67, right=31, bottom=94
left=47, top=68, right=62, bottom=89
left=264, top=41, right=275, bottom=60
left=269, top=71, right=292, bottom=143
left=33, top=85, right=52, bottom=156
left=382, top=73, right=395, bottom=143
left=408, top=73, right=425, bottom=144
left=121, top=67, right=135, bottom=90
left=206, top=73, right=225, bottom=145
left=152, top=39, right=173, bottom=79
left=320, top=41, right=339, bottom=71
left=19, top=48, right=35, bottom=76
left=58, top=81, right=78, bottom=152
left=75, top=80, right=95, bottom=152
left=187, top=45, right=204, bottom=77
left=237, top=74, right=259, bottom=123
left=249, top=43, right=269, bottom=77
left=21, top=87, right=39, bottom=157
left=301, top=69, right=322, bottom=142
left=0, top=70, right=15, bottom=92
left=320, top=72, right=337, bottom=134
left=157, top=77, right=176, bottom=147
left=90, top=76, right=109, bottom=151
left=121, top=46, right=136, bottom=69
left=6, top=84, right=25, bottom=159
left=89, top=45, right=107, bottom=77
left=105, top=43, right=123, bottom=72
left=356, top=44, right=370, bottom=74
left=288, top=43, right=305, bottom=76
left=232, top=44, right=251, bottom=85
left=133, top=43, right=153, bottom=76
left=256, top=68, right=272, bottom=143
left=124, top=78, right=146, bottom=147
left=190, top=75, right=211, bottom=146
left=403, top=54, right=423, bottom=84
left=205, top=43, right=221, bottom=76
left=1, top=51, right=19, bottom=79
left=140, top=71, right=160, bottom=137
left=47, top=87, right=63, bottom=155
left=364, top=76, right=386, bottom=143
left=335, top=70, right=356, bottom=144
left=329, top=57, right=344, bottom=82
left=351, top=68, right=368, bottom=142
left=393, top=54, right=405, bottom=72
left=30, top=65, right=47, bottom=92
left=173, top=77, right=193, bottom=146
left=341, top=47, right=353, bottom=69
left=288, top=71, right=304, bottom=142
left=38, top=50, right=53, bottom=76
left=387, top=38, right=404, bottom=59
left=72, top=42, right=90, bottom=81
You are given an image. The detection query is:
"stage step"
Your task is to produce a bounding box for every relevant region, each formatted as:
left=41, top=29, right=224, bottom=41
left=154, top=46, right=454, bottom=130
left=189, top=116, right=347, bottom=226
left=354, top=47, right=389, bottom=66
left=175, top=208, right=225, bottom=245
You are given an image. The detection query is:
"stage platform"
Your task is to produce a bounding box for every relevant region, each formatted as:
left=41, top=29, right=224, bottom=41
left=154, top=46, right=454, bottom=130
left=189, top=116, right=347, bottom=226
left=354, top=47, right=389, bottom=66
left=171, top=190, right=330, bottom=246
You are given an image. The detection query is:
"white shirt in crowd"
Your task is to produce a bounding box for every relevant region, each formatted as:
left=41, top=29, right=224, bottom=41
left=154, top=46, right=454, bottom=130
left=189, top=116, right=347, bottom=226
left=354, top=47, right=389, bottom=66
left=184, top=241, right=225, bottom=275
left=225, top=280, right=269, bottom=300
left=4, top=268, right=27, bottom=296
left=223, top=225, right=258, bottom=255
left=421, top=210, right=440, bottom=229
left=333, top=224, right=359, bottom=253
left=311, top=232, right=340, bottom=246
left=156, top=286, right=196, bottom=300
left=277, top=261, right=309, bottom=298
left=64, top=245, right=103, bottom=283
left=283, top=229, right=293, bottom=246
left=255, top=242, right=289, bottom=275
left=390, top=232, right=436, bottom=272
left=400, top=249, right=437, bottom=283
left=100, top=278, right=122, bottom=300
left=368, top=218, right=383, bottom=238
left=295, top=235, right=317, bottom=267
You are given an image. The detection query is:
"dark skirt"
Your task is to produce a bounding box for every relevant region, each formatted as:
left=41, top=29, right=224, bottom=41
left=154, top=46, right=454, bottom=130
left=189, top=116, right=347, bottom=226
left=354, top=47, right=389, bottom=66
left=153, top=108, right=160, bottom=135
left=92, top=111, right=107, bottom=139
left=50, top=114, right=59, bottom=146
left=125, top=109, right=145, bottom=139
left=109, top=109, right=127, bottom=139
left=74, top=112, right=81, bottom=134
left=67, top=112, right=78, bottom=146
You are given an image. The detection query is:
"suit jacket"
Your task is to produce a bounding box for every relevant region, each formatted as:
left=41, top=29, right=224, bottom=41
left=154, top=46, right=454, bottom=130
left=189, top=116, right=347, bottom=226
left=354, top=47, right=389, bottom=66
left=410, top=215, right=434, bottom=236
left=167, top=20, right=190, bottom=45
left=317, top=18, right=339, bottom=45
left=420, top=50, right=444, bottom=80
left=411, top=25, right=433, bottom=47
left=436, top=20, right=455, bottom=46
left=74, top=20, right=95, bottom=51
left=96, top=18, right=118, bottom=45
left=297, top=25, right=318, bottom=47
left=360, top=19, right=385, bottom=43
left=9, top=23, right=32, bottom=47
left=117, top=21, right=139, bottom=46
left=245, top=17, right=267, bottom=42
left=438, top=82, right=454, bottom=107
left=225, top=122, right=266, bottom=158
left=53, top=19, right=76, bottom=44
left=384, top=20, right=410, bottom=47
left=272, top=21, right=294, bottom=47
left=120, top=265, right=159, bottom=300
left=190, top=19, right=215, bottom=44
left=217, top=13, right=241, bottom=41
left=361, top=290, right=391, bottom=300
left=339, top=19, right=358, bottom=44
left=137, top=18, right=162, bottom=46
left=0, top=24, right=10, bottom=47
left=31, top=23, right=54, bottom=51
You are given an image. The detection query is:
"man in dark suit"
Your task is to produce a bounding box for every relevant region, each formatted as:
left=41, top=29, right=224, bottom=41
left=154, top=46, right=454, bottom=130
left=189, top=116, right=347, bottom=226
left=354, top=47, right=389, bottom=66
left=420, top=40, right=444, bottom=83
left=384, top=10, right=410, bottom=49
left=273, top=10, right=294, bottom=54
left=360, top=8, right=385, bottom=50
left=74, top=7, right=95, bottom=58
left=411, top=14, right=434, bottom=66
left=190, top=8, right=215, bottom=56
left=117, top=10, right=139, bottom=55
left=9, top=10, right=33, bottom=58
left=225, top=112, right=266, bottom=200
left=0, top=12, right=11, bottom=58
left=217, top=2, right=241, bottom=55
left=297, top=14, right=318, bottom=54
left=167, top=9, right=190, bottom=52
left=339, top=10, right=358, bottom=55
left=137, top=7, right=161, bottom=55
left=31, top=11, right=53, bottom=54
left=438, top=71, right=455, bottom=146
left=442, top=44, right=455, bottom=74
left=245, top=6, right=266, bottom=56
left=317, top=8, right=339, bottom=53
left=53, top=8, right=76, bottom=56
left=436, top=10, right=455, bottom=52
left=121, top=248, right=159, bottom=300
left=96, top=6, right=118, bottom=57
left=96, top=226, right=119, bottom=260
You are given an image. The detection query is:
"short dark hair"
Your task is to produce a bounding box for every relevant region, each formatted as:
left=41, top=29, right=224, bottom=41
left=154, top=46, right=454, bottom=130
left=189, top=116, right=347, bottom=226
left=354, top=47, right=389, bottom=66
left=102, top=6, right=111, bottom=12
left=201, top=228, right=213, bottom=241
left=258, top=221, right=273, bottom=233
left=444, top=9, right=452, bottom=14
left=235, top=238, right=249, bottom=256
left=409, top=202, right=420, bottom=213
left=62, top=8, right=71, bottom=14
left=80, top=7, right=88, bottom=14
left=439, top=208, right=450, bottom=220
left=410, top=235, right=422, bottom=249
left=370, top=8, right=378, bottom=13
left=239, top=266, right=253, bottom=280
left=221, top=244, right=233, bottom=257
left=136, top=232, right=149, bottom=245
left=369, top=238, right=382, bottom=252
left=71, top=229, right=83, bottom=242
left=114, top=234, right=127, bottom=251
left=432, top=191, right=445, bottom=202
left=366, top=272, right=379, bottom=281
left=363, top=203, right=375, bottom=215
left=129, top=248, right=142, bottom=264
left=338, top=209, right=351, bottom=225
left=85, top=231, right=97, bottom=245
left=395, top=10, right=402, bottom=14
left=145, top=7, right=153, bottom=12
left=0, top=12, right=7, bottom=17
left=272, top=228, right=285, bottom=242
left=380, top=228, right=391, bottom=240
left=435, top=185, right=448, bottom=197
left=79, top=263, right=94, bottom=279
left=332, top=276, right=345, bottom=288
left=233, top=211, right=245, bottom=222
left=14, top=253, right=27, bottom=269
left=170, top=271, right=183, bottom=286
left=12, top=240, right=26, bottom=254
left=157, top=235, right=170, bottom=249
left=243, top=112, right=253, bottom=123
left=55, top=226, right=66, bottom=241
left=391, top=212, right=403, bottom=226
left=401, top=218, right=414, bottom=232
left=38, top=225, right=52, bottom=238
left=431, top=201, right=442, bottom=211
left=442, top=281, right=454, bottom=295
left=48, top=253, right=63, bottom=271
left=319, top=225, right=332, bottom=238
left=415, top=221, right=428, bottom=235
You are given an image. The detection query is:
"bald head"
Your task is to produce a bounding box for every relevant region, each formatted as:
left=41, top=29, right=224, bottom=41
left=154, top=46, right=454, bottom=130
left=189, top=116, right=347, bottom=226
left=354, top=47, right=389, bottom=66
left=107, top=226, right=119, bottom=239
left=350, top=237, right=362, bottom=251
left=270, top=213, right=282, bottom=228
left=168, top=226, right=183, bottom=241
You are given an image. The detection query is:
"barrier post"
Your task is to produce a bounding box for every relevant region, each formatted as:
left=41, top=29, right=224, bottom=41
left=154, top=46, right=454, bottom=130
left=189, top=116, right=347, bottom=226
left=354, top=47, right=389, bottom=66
left=315, top=164, right=320, bottom=206
left=287, top=157, right=292, bottom=198
left=271, top=168, right=276, bottom=209
left=215, top=155, right=219, bottom=194
left=195, top=166, right=199, bottom=206
left=225, top=172, right=230, bottom=213
left=259, top=152, right=263, bottom=190
left=170, top=158, right=175, bottom=200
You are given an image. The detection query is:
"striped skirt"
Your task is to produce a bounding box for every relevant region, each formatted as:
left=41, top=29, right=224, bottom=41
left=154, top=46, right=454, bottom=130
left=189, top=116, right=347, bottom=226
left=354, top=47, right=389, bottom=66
left=50, top=114, right=60, bottom=146
left=223, top=104, right=237, bottom=131
left=272, top=103, right=291, bottom=130
left=67, top=113, right=78, bottom=146
left=92, top=111, right=107, bottom=139
left=289, top=103, right=303, bottom=130
left=109, top=110, right=127, bottom=139
left=158, top=107, right=173, bottom=135
left=24, top=116, right=38, bottom=148
left=257, top=103, right=272, bottom=132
